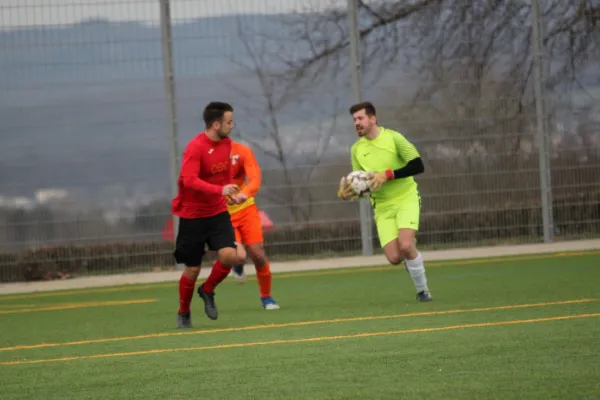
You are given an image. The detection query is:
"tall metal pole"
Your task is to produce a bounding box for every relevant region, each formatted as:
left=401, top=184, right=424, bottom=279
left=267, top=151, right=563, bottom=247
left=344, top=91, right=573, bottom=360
left=531, top=0, right=554, bottom=242
left=159, top=0, right=181, bottom=249
left=347, top=0, right=374, bottom=256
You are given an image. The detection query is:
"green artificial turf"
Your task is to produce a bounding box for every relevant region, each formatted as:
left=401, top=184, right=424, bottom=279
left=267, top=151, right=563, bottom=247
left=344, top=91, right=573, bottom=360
left=0, top=251, right=599, bottom=399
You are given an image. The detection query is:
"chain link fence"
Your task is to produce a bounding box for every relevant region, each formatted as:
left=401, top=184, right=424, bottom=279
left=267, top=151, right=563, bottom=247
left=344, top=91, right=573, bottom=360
left=1, top=0, right=599, bottom=282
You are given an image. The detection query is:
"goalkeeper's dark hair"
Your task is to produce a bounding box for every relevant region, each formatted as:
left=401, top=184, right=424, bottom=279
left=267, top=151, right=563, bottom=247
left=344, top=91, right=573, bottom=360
left=203, top=102, right=234, bottom=128
left=349, top=101, right=376, bottom=117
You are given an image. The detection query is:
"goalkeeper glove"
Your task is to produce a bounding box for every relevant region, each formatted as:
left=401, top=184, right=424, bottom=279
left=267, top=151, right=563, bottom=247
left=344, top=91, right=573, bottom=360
left=337, top=177, right=358, bottom=201
left=368, top=170, right=394, bottom=191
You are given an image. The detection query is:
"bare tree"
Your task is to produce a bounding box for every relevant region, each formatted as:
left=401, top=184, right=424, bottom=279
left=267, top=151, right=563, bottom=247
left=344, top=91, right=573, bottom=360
left=227, top=18, right=342, bottom=223
left=272, top=1, right=599, bottom=90
left=238, top=0, right=598, bottom=165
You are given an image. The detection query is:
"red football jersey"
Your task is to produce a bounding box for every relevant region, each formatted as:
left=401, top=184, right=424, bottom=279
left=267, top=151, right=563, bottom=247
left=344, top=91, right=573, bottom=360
left=171, top=132, right=232, bottom=218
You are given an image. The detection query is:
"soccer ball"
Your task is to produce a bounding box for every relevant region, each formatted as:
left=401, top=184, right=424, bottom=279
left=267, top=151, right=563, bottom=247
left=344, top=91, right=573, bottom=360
left=345, top=171, right=372, bottom=197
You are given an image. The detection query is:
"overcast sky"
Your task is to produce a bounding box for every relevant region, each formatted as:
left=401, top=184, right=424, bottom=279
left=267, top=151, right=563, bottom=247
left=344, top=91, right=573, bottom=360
left=1, top=0, right=345, bottom=29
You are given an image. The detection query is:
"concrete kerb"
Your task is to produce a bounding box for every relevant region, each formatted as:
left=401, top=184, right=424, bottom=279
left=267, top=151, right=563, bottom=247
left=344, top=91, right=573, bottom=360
left=1, top=239, right=599, bottom=296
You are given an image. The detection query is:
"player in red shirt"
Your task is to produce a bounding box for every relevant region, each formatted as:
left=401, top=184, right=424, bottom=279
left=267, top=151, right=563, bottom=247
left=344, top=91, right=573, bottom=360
left=173, top=101, right=246, bottom=329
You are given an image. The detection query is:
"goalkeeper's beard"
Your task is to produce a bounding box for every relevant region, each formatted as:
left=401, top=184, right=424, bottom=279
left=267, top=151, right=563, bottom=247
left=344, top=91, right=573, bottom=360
left=356, top=124, right=373, bottom=137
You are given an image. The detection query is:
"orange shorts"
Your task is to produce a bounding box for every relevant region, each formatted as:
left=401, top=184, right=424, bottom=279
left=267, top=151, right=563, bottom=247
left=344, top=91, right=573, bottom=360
left=229, top=204, right=264, bottom=246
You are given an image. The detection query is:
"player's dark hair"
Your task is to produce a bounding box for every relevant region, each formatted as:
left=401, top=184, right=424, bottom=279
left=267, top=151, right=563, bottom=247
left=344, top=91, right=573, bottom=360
left=349, top=101, right=376, bottom=117
left=202, top=102, right=234, bottom=128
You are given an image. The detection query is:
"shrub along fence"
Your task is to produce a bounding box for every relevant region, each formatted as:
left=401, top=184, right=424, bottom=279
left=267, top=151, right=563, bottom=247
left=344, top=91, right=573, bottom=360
left=1, top=191, right=598, bottom=283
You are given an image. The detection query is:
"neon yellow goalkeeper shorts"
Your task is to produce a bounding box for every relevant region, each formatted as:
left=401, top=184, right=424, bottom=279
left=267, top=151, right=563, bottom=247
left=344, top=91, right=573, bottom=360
left=374, top=190, right=421, bottom=248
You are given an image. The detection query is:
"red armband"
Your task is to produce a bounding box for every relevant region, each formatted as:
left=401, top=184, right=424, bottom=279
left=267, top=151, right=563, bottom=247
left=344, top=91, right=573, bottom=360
left=385, top=169, right=394, bottom=180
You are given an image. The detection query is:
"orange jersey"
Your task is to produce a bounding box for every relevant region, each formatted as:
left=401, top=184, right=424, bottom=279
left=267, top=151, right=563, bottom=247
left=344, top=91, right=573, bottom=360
left=228, top=141, right=261, bottom=214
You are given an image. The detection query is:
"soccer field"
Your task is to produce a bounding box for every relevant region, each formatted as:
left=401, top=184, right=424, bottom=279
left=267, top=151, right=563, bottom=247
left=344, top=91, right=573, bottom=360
left=1, top=251, right=599, bottom=400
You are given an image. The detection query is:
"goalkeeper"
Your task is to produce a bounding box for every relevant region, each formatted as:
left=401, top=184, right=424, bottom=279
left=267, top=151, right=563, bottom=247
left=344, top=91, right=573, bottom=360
left=338, top=101, right=432, bottom=302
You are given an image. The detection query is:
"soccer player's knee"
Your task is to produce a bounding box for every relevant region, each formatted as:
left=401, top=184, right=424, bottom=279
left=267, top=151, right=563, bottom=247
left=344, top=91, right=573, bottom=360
left=250, top=253, right=267, bottom=267
left=218, top=247, right=239, bottom=267
left=248, top=244, right=266, bottom=266
left=398, top=240, right=415, bottom=258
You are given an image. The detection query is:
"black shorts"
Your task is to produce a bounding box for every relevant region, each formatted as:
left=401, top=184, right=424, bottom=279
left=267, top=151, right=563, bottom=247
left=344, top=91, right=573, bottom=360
left=173, top=211, right=237, bottom=267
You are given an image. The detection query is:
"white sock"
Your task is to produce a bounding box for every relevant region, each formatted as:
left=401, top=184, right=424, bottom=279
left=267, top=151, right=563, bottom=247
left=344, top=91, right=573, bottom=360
left=404, top=252, right=429, bottom=292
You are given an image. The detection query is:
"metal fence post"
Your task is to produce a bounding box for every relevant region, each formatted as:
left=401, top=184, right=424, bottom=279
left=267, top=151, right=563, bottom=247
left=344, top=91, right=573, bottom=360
left=347, top=0, right=374, bottom=256
left=159, top=0, right=181, bottom=252
left=531, top=0, right=554, bottom=242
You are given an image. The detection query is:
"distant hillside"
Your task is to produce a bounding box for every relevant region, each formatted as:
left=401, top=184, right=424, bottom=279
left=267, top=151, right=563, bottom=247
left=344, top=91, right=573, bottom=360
left=0, top=15, right=363, bottom=200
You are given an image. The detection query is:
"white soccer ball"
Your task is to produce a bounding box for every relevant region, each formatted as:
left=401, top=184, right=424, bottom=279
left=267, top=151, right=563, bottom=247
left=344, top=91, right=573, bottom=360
left=345, top=171, right=372, bottom=197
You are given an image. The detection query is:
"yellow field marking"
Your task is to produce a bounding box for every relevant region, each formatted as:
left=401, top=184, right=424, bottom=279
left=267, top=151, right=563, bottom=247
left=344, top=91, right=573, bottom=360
left=0, top=304, right=37, bottom=309
left=0, top=299, right=157, bottom=315
left=0, top=300, right=153, bottom=310
left=0, top=284, right=169, bottom=302
left=1, top=249, right=599, bottom=301
left=1, top=298, right=596, bottom=352
left=2, top=312, right=598, bottom=366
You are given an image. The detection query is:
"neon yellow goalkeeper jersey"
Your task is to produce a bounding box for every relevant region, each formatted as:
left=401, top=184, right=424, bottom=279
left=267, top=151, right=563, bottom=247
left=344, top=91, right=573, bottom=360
left=350, top=127, right=420, bottom=210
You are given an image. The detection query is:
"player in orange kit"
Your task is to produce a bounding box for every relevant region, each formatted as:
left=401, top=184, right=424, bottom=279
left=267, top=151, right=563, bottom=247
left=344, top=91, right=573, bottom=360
left=227, top=140, right=280, bottom=310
